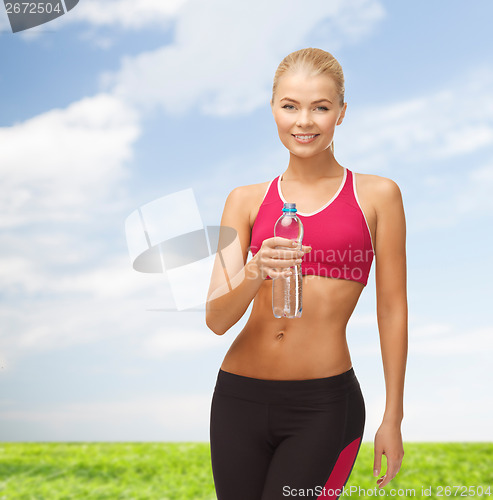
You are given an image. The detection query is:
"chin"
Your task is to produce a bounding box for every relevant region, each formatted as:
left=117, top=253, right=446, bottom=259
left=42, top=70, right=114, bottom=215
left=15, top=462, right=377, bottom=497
left=288, top=149, right=319, bottom=158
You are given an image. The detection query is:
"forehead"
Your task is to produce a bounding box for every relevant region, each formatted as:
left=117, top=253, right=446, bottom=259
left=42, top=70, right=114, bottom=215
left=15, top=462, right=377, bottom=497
left=277, top=72, right=338, bottom=101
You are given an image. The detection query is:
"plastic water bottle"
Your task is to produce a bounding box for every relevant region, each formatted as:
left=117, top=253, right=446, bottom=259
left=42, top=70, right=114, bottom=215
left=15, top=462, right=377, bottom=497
left=272, top=202, right=304, bottom=318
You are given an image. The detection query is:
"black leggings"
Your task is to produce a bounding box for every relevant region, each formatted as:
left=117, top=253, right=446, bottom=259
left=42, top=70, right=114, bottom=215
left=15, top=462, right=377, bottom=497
left=209, top=367, right=365, bottom=500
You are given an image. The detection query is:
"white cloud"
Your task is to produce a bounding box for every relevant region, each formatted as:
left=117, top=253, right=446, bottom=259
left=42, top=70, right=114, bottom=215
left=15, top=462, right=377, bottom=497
left=455, top=162, right=493, bottom=215
left=402, top=396, right=493, bottom=441
left=331, top=65, right=493, bottom=234
left=5, top=0, right=188, bottom=46
left=1, top=0, right=185, bottom=40
left=0, top=257, right=37, bottom=292
left=0, top=275, right=226, bottom=370
left=401, top=374, right=493, bottom=442
left=0, top=296, right=147, bottom=354
left=349, top=313, right=378, bottom=327
left=103, top=0, right=385, bottom=117
left=0, top=91, right=148, bottom=372
left=338, top=66, right=493, bottom=173
left=0, top=92, right=148, bottom=374
left=410, top=322, right=452, bottom=338
left=411, top=326, right=493, bottom=355
left=0, top=93, right=140, bottom=228
left=408, top=158, right=493, bottom=230
left=0, top=254, right=155, bottom=299
left=68, top=0, right=188, bottom=29
left=140, top=327, right=229, bottom=357
left=0, top=393, right=213, bottom=440
left=348, top=319, right=493, bottom=359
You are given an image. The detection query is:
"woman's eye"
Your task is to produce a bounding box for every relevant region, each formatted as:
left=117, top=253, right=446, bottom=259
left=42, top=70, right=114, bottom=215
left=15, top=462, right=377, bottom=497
left=281, top=105, right=329, bottom=111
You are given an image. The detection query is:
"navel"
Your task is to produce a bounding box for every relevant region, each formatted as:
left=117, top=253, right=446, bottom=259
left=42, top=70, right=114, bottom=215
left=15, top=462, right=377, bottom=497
left=276, top=332, right=285, bottom=340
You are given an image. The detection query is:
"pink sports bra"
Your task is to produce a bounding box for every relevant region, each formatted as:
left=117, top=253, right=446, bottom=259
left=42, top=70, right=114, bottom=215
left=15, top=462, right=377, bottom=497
left=250, top=167, right=375, bottom=286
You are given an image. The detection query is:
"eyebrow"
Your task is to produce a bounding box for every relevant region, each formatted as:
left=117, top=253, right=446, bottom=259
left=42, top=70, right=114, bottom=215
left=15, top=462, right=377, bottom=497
left=280, top=97, right=333, bottom=105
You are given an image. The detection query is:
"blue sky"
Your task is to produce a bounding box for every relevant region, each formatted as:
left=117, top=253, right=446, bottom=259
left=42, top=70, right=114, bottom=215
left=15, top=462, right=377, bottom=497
left=0, top=0, right=492, bottom=444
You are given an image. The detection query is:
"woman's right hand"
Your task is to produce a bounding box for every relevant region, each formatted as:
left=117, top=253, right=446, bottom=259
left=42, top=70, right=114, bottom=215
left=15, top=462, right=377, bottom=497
left=253, top=237, right=312, bottom=280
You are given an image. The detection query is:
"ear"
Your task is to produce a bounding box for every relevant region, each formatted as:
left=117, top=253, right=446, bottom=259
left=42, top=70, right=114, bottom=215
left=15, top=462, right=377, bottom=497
left=336, top=102, right=347, bottom=126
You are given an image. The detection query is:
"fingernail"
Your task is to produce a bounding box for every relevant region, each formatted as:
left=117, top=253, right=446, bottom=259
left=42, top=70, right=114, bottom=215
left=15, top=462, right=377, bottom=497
left=373, top=469, right=379, bottom=477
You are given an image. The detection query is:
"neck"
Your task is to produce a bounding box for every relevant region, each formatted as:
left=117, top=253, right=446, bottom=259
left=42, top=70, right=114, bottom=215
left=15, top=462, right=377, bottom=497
left=283, top=148, right=343, bottom=183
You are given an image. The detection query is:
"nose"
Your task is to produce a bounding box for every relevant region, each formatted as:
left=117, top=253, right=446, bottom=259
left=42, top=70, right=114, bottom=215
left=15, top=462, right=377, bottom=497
left=296, top=109, right=313, bottom=128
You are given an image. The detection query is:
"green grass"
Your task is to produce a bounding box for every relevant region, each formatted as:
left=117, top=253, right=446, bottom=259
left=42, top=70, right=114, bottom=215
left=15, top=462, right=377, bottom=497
left=0, top=442, right=491, bottom=499
left=351, top=443, right=492, bottom=498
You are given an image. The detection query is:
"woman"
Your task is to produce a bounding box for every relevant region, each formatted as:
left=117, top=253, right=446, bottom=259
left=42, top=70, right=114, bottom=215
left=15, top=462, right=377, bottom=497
left=206, top=47, right=407, bottom=500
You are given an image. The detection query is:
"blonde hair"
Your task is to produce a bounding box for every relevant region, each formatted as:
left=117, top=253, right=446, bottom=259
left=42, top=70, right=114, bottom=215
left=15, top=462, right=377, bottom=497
left=272, top=47, right=345, bottom=154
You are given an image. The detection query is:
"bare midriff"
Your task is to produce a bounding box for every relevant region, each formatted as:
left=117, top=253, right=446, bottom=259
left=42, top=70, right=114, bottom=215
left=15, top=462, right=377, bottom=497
left=220, top=274, right=365, bottom=380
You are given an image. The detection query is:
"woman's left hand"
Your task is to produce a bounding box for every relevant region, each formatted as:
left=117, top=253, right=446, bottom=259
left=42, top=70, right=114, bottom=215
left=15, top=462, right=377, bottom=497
left=373, top=420, right=404, bottom=488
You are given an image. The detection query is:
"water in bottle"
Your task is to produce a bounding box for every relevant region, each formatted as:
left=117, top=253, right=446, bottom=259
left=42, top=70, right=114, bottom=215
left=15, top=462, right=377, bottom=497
left=272, top=202, right=304, bottom=318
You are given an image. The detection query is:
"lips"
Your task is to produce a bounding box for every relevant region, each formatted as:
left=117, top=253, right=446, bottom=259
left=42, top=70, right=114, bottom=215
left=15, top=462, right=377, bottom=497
left=292, top=134, right=320, bottom=143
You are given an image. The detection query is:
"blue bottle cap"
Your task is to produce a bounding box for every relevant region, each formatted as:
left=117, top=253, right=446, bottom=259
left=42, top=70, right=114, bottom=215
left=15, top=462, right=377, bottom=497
left=282, top=202, right=297, bottom=213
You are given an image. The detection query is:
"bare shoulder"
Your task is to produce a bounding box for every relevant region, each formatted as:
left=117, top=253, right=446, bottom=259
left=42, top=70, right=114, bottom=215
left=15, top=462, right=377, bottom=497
left=227, top=180, right=269, bottom=200
left=354, top=172, right=403, bottom=211
left=225, top=180, right=271, bottom=227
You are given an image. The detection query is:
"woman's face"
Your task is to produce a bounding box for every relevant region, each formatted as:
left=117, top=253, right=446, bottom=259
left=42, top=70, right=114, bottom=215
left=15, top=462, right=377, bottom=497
left=271, top=71, right=347, bottom=159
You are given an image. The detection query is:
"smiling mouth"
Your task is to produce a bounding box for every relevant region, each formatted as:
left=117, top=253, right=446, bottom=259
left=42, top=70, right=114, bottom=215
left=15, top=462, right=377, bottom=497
left=292, top=134, right=320, bottom=143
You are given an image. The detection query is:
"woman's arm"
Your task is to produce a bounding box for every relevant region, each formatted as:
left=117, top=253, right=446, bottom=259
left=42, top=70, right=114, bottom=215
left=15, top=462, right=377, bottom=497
left=205, top=186, right=264, bottom=336
left=205, top=186, right=307, bottom=335
left=372, top=176, right=408, bottom=489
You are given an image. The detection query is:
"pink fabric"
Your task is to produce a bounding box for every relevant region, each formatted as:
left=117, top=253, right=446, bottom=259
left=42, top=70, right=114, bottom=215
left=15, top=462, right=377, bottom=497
left=250, top=168, right=374, bottom=286
left=317, top=437, right=362, bottom=499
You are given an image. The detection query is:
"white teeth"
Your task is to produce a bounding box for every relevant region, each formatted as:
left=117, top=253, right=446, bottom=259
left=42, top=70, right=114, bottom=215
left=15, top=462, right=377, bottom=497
left=295, top=135, right=317, bottom=139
